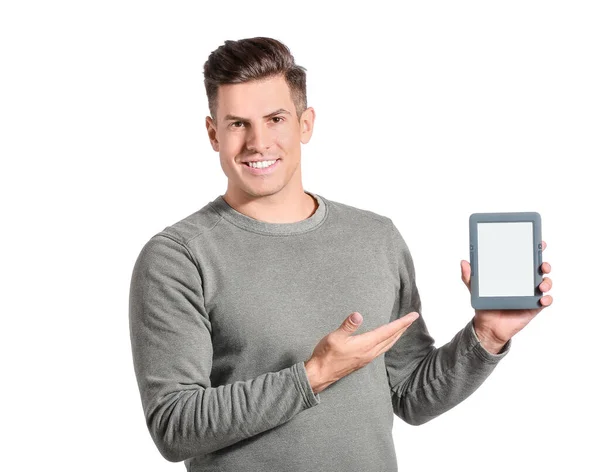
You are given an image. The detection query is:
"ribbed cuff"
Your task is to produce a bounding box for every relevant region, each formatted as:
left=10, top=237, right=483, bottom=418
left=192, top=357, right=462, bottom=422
left=291, top=361, right=321, bottom=408
left=469, top=318, right=512, bottom=362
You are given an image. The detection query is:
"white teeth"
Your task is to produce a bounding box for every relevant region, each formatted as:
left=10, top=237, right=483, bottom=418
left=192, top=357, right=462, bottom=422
left=247, top=160, right=277, bottom=169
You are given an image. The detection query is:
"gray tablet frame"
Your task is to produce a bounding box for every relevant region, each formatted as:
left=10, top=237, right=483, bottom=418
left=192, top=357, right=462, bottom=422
left=469, top=212, right=543, bottom=310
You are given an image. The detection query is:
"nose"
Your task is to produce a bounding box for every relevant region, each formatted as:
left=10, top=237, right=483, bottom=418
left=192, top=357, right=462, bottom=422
left=245, top=123, right=272, bottom=154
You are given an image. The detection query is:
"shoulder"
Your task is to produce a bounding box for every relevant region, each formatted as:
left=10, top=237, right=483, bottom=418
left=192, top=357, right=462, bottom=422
left=155, top=198, right=223, bottom=246
left=133, top=198, right=223, bottom=268
left=319, top=195, right=414, bottom=261
left=320, top=194, right=392, bottom=231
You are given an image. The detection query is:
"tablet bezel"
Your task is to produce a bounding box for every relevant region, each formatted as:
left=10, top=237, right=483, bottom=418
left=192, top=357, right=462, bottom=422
left=469, top=212, right=543, bottom=310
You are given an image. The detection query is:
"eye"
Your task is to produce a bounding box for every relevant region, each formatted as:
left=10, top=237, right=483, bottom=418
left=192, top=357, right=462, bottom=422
left=230, top=121, right=245, bottom=128
left=272, top=116, right=284, bottom=124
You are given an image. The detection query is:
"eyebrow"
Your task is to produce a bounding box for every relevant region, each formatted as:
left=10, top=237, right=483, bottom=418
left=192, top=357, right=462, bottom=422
left=223, top=108, right=291, bottom=122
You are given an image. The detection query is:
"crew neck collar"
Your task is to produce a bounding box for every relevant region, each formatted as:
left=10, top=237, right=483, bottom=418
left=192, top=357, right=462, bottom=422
left=209, top=191, right=328, bottom=236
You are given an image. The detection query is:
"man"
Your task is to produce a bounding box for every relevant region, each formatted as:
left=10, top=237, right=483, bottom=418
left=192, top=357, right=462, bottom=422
left=129, top=37, right=553, bottom=471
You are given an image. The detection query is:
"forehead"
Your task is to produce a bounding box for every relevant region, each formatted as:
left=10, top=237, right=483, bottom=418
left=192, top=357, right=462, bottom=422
left=217, top=75, right=295, bottom=120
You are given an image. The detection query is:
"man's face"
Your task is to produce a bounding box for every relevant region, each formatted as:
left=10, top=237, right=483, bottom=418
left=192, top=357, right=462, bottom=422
left=206, top=74, right=315, bottom=201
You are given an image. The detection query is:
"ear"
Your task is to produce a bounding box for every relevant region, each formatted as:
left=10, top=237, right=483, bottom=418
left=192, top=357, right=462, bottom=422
left=205, top=116, right=219, bottom=152
left=300, top=107, right=315, bottom=144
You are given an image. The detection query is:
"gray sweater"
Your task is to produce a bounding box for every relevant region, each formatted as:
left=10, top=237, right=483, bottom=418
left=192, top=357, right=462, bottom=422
left=129, top=191, right=510, bottom=471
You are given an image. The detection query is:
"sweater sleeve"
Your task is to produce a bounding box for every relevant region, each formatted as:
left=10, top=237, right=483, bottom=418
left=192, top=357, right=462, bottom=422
left=128, top=233, right=320, bottom=462
left=384, top=221, right=511, bottom=426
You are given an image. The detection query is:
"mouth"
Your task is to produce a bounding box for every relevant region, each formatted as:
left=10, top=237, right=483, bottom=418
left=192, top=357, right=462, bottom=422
left=242, top=158, right=281, bottom=174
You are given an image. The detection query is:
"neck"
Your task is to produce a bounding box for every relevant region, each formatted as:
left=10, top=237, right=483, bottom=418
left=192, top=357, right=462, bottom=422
left=222, top=188, right=318, bottom=224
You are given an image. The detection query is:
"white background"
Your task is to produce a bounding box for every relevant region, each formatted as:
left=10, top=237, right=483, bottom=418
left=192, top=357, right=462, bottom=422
left=1, top=1, right=598, bottom=470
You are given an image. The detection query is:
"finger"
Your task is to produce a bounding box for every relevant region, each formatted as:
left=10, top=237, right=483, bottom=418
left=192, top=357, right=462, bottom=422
left=541, top=262, right=551, bottom=274
left=540, top=295, right=553, bottom=307
left=542, top=241, right=547, bottom=251
left=539, top=277, right=552, bottom=292
left=460, top=260, right=471, bottom=289
left=372, top=326, right=407, bottom=357
left=361, top=313, right=419, bottom=345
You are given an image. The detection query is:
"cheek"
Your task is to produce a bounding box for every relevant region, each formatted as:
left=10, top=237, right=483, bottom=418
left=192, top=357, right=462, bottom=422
left=219, top=134, right=243, bottom=156
left=276, top=130, right=299, bottom=152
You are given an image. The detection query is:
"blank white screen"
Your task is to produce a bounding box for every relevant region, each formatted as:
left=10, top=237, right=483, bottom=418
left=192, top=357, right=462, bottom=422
left=477, top=222, right=534, bottom=297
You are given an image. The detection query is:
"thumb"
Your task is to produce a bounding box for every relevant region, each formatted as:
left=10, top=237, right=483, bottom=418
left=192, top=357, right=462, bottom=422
left=460, top=260, right=471, bottom=291
left=340, top=312, right=363, bottom=335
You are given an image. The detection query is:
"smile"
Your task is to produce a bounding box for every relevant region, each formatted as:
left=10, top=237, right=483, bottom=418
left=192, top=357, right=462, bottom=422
left=245, top=159, right=278, bottom=169
left=242, top=158, right=281, bottom=175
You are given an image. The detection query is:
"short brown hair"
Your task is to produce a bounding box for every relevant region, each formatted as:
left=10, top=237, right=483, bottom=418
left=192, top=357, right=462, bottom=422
left=203, top=37, right=307, bottom=122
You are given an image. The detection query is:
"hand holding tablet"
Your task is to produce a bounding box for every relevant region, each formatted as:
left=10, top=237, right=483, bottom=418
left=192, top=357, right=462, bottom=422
left=460, top=212, right=554, bottom=354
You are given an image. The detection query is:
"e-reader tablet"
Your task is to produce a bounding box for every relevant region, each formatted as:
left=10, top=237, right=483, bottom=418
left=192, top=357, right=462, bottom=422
left=469, top=212, right=543, bottom=310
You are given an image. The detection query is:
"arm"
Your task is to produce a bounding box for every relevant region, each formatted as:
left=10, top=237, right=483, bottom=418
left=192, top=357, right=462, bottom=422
left=384, top=221, right=510, bottom=426
left=128, top=233, right=320, bottom=462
